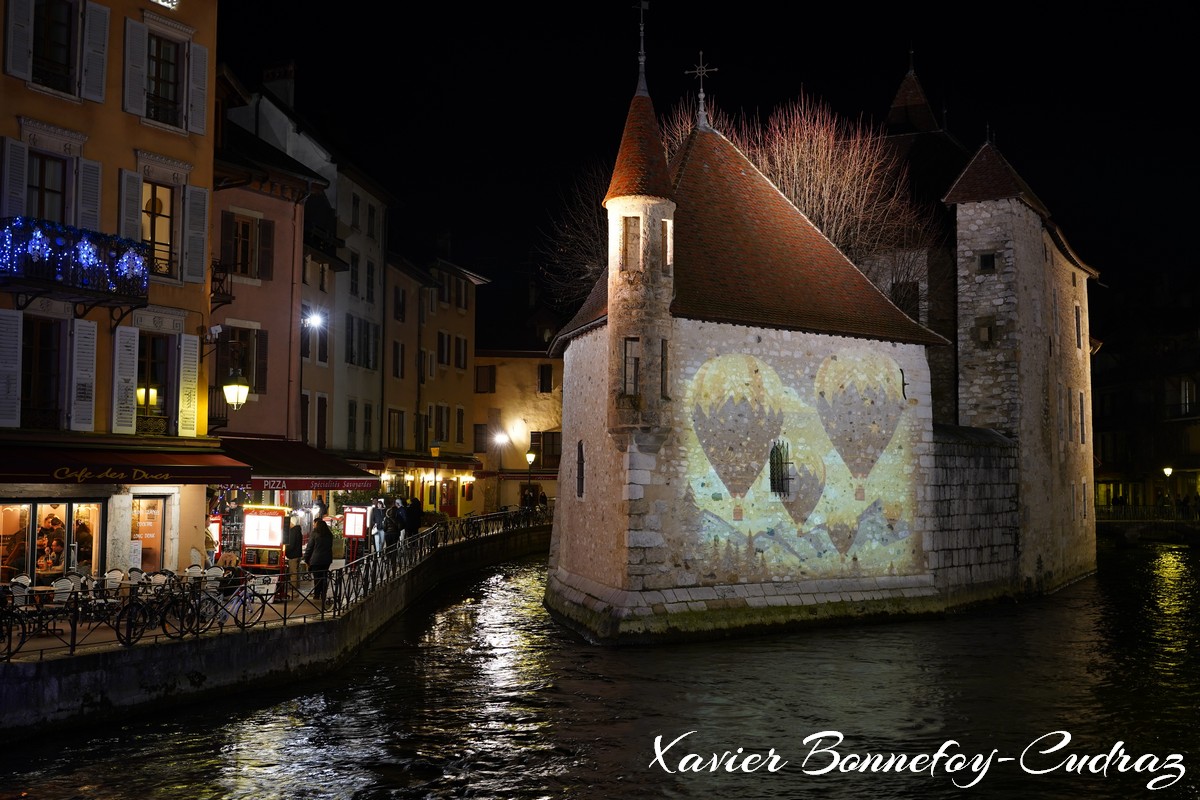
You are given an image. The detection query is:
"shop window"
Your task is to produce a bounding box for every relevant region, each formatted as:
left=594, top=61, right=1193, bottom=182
left=131, top=496, right=165, bottom=573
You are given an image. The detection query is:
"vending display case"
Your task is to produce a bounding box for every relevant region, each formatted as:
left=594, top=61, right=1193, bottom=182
left=240, top=505, right=290, bottom=574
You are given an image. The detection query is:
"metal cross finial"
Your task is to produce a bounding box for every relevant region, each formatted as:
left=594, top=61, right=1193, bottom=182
left=685, top=51, right=717, bottom=95
left=686, top=52, right=717, bottom=130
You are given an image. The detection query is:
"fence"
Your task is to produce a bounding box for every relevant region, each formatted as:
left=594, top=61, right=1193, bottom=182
left=0, top=506, right=553, bottom=662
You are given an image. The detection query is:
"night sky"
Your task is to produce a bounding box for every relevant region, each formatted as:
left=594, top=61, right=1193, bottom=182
left=218, top=4, right=1188, bottom=333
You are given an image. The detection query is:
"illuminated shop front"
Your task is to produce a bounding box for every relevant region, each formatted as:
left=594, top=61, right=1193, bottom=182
left=0, top=444, right=251, bottom=580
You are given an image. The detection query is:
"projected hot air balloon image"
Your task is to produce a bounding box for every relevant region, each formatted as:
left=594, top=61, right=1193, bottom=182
left=814, top=351, right=907, bottom=486
left=690, top=354, right=785, bottom=519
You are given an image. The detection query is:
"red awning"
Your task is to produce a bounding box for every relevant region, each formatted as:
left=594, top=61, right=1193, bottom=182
left=0, top=445, right=252, bottom=485
left=219, top=437, right=380, bottom=491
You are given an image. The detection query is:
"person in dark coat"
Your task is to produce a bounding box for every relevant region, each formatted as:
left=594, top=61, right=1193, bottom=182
left=383, top=499, right=405, bottom=560
left=281, top=523, right=304, bottom=600
left=303, top=517, right=334, bottom=605
left=405, top=497, right=422, bottom=547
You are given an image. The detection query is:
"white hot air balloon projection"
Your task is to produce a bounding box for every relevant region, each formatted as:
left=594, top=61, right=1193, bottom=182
left=815, top=351, right=907, bottom=500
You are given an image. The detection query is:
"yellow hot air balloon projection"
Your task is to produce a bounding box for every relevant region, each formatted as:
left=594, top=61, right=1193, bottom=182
left=690, top=355, right=785, bottom=519
left=814, top=351, right=907, bottom=492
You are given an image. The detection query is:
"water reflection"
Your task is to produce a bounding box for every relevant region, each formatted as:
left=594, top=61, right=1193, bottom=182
left=1, top=542, right=1198, bottom=799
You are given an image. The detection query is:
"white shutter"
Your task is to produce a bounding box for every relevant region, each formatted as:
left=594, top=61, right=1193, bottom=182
left=69, top=318, right=97, bottom=431
left=181, top=184, right=208, bottom=283
left=2, top=137, right=29, bottom=219
left=177, top=333, right=199, bottom=437
left=80, top=3, right=110, bottom=103
left=187, top=42, right=208, bottom=135
left=0, top=309, right=21, bottom=428
left=111, top=325, right=139, bottom=434
left=119, top=168, right=142, bottom=241
left=4, top=0, right=33, bottom=81
left=123, top=18, right=147, bottom=116
left=77, top=158, right=102, bottom=230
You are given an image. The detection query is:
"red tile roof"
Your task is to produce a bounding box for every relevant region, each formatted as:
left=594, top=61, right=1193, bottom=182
left=551, top=84, right=950, bottom=354
left=666, top=126, right=946, bottom=345
left=604, top=93, right=673, bottom=205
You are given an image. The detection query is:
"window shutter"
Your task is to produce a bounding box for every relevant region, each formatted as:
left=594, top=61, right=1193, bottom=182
left=530, top=431, right=542, bottom=453
left=69, top=318, right=97, bottom=432
left=111, top=326, right=139, bottom=434
left=1, top=137, right=29, bottom=218
left=254, top=329, right=268, bottom=393
left=119, top=169, right=142, bottom=241
left=122, top=18, right=147, bottom=116
left=0, top=309, right=22, bottom=428
left=181, top=184, right=208, bottom=283
left=76, top=158, right=102, bottom=230
left=81, top=3, right=109, bottom=102
left=220, top=211, right=234, bottom=266
left=257, top=219, right=274, bottom=279
left=177, top=333, right=199, bottom=437
left=186, top=42, right=208, bottom=135
left=4, top=0, right=33, bottom=82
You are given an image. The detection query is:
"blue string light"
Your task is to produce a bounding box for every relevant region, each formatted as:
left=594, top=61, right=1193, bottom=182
left=0, top=216, right=149, bottom=294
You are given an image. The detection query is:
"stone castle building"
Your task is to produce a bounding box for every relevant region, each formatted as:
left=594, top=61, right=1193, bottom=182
left=543, top=42, right=1097, bottom=642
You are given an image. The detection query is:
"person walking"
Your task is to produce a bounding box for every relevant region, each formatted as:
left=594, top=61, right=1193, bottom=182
left=281, top=522, right=303, bottom=601
left=303, top=516, right=334, bottom=607
left=203, top=525, right=218, bottom=567
left=405, top=496, right=423, bottom=551
left=369, top=498, right=387, bottom=554
left=383, top=499, right=404, bottom=563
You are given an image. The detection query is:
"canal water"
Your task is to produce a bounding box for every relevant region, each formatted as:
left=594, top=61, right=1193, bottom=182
left=2, top=540, right=1197, bottom=799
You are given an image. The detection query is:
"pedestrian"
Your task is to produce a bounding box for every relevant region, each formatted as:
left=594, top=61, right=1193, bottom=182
left=281, top=521, right=303, bottom=601
left=383, top=499, right=404, bottom=561
left=369, top=498, right=387, bottom=553
left=405, top=496, right=422, bottom=548
left=303, top=515, right=334, bottom=606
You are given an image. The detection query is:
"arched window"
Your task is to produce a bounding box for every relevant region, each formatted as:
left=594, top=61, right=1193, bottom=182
left=576, top=440, right=585, bottom=497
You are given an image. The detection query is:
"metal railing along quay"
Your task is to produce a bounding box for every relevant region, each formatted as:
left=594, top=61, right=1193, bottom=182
left=0, top=506, right=553, bottom=663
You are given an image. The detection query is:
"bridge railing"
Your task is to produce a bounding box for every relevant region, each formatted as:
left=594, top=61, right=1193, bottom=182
left=1095, top=504, right=1200, bottom=522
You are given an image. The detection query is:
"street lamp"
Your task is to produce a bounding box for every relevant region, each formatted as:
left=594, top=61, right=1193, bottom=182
left=525, top=449, right=536, bottom=507
left=222, top=369, right=249, bottom=411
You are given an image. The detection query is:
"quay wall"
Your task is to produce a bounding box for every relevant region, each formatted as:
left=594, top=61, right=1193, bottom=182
left=0, top=526, right=552, bottom=741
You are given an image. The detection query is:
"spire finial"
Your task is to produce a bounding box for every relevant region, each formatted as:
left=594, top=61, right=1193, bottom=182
left=686, top=51, right=718, bottom=131
left=634, top=1, right=649, bottom=95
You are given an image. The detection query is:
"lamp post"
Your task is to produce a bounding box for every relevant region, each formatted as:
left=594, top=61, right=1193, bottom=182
left=525, top=449, right=536, bottom=507
left=1164, top=466, right=1173, bottom=512
left=222, top=340, right=249, bottom=410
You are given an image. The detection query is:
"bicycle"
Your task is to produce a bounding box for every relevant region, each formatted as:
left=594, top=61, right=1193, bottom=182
left=112, top=570, right=182, bottom=646
left=217, top=573, right=270, bottom=629
left=0, top=586, right=29, bottom=660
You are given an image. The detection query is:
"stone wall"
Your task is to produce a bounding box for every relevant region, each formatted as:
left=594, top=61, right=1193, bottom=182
left=925, top=424, right=1019, bottom=599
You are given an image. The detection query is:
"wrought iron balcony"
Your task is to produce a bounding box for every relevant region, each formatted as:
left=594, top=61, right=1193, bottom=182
left=210, top=258, right=234, bottom=311
left=0, top=216, right=150, bottom=308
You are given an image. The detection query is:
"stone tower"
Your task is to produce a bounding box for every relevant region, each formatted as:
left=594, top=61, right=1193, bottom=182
left=602, top=26, right=677, bottom=456
left=945, top=143, right=1098, bottom=589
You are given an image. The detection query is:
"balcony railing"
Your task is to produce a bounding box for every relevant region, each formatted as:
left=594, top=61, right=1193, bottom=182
left=210, top=258, right=234, bottom=311
left=0, top=216, right=150, bottom=305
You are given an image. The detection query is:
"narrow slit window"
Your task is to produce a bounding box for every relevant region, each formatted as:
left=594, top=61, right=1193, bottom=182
left=621, top=216, right=641, bottom=270
left=623, top=338, right=640, bottom=396
left=661, top=219, right=673, bottom=274
left=660, top=339, right=669, bottom=399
